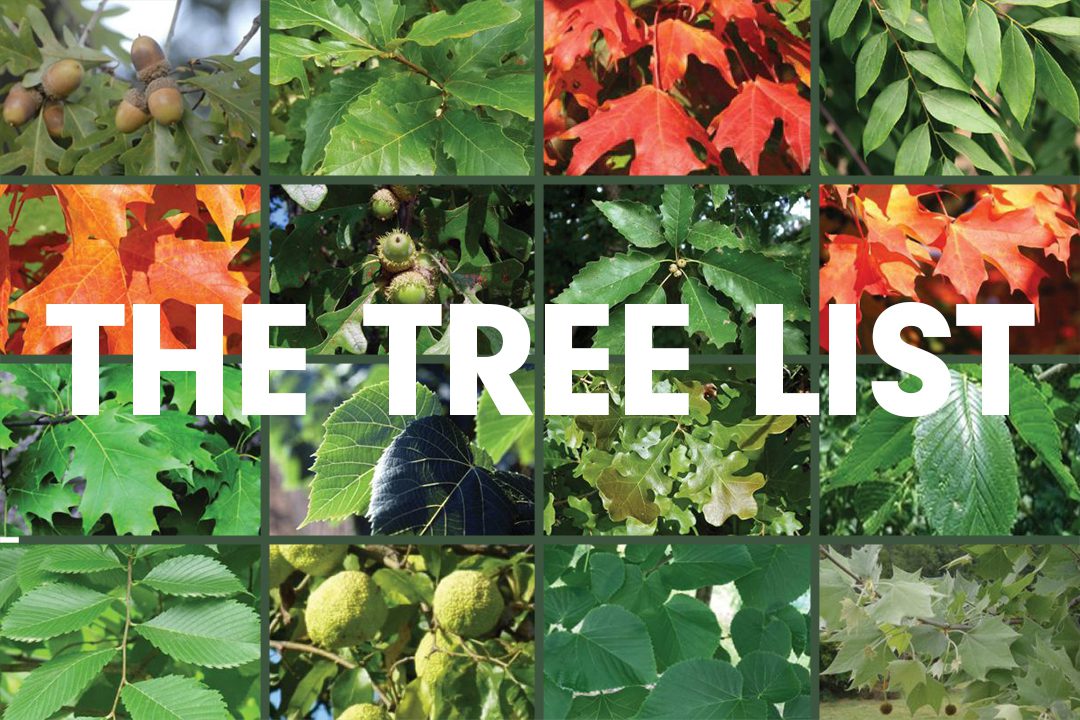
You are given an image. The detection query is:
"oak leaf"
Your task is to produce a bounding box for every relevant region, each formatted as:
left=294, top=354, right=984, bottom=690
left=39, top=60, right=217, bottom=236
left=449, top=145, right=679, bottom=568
left=654, top=19, right=734, bottom=90
left=709, top=78, right=809, bottom=173
left=53, top=185, right=154, bottom=249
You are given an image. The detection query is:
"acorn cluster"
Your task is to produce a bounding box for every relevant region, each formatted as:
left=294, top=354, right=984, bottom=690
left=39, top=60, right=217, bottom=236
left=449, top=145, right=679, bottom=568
left=3, top=58, right=84, bottom=139
left=115, top=35, right=183, bottom=133
left=370, top=187, right=439, bottom=305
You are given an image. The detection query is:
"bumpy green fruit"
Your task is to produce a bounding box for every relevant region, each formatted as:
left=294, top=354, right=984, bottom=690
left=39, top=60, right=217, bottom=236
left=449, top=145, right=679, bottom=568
left=280, top=543, right=347, bottom=577
left=413, top=251, right=439, bottom=278
left=376, top=230, right=416, bottom=273
left=371, top=188, right=399, bottom=220
left=386, top=270, right=434, bottom=304
left=338, top=704, right=391, bottom=720
left=3, top=84, right=43, bottom=127
left=115, top=88, right=151, bottom=133
left=415, top=631, right=459, bottom=678
left=147, top=77, right=183, bottom=125
left=268, top=545, right=294, bottom=587
left=306, top=571, right=388, bottom=648
left=42, top=60, right=83, bottom=99
left=433, top=570, right=504, bottom=638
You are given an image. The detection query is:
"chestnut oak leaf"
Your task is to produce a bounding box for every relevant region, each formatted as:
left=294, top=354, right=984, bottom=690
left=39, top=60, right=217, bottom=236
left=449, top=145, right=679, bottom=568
left=709, top=78, right=809, bottom=174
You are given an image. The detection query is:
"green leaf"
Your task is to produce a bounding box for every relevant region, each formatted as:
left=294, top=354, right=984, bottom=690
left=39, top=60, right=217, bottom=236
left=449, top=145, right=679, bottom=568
left=1034, top=43, right=1080, bottom=125
left=358, top=0, right=406, bottom=46
left=440, top=108, right=530, bottom=175
left=731, top=607, right=793, bottom=657
left=966, top=1, right=1002, bottom=94
left=927, top=0, right=966, bottom=67
left=904, top=50, right=969, bottom=92
left=855, top=31, right=889, bottom=102
left=321, top=74, right=442, bottom=175
left=546, top=586, right=596, bottom=627
left=644, top=594, right=721, bottom=671
left=736, top=545, right=810, bottom=610
left=305, top=381, right=440, bottom=525
left=825, top=406, right=915, bottom=490
left=269, top=0, right=373, bottom=45
left=302, top=68, right=381, bottom=173
left=592, top=200, right=666, bottom=249
left=444, top=69, right=534, bottom=119
left=894, top=122, right=932, bottom=174
left=140, top=554, right=245, bottom=598
left=938, top=132, right=1007, bottom=174
left=913, top=372, right=1018, bottom=534
left=4, top=648, right=117, bottom=720
left=687, top=220, right=742, bottom=252
left=1029, top=16, right=1080, bottom=37
left=957, top=617, right=1020, bottom=680
left=135, top=600, right=260, bottom=668
left=476, top=370, right=535, bottom=465
left=698, top=249, right=809, bottom=321
left=921, top=89, right=1002, bottom=134
left=567, top=687, right=648, bottom=720
left=588, top=553, right=626, bottom=601
left=592, top=284, right=666, bottom=353
left=1000, top=24, right=1035, bottom=123
left=680, top=275, right=737, bottom=351
left=637, top=658, right=763, bottom=719
left=554, top=250, right=659, bottom=306
left=862, top=79, right=908, bottom=154
left=828, top=0, right=863, bottom=40
left=544, top=605, right=657, bottom=692
left=0, top=19, right=41, bottom=75
left=39, top=545, right=122, bottom=574
left=202, top=458, right=260, bottom=536
left=660, top=545, right=754, bottom=589
left=403, top=0, right=521, bottom=45
left=181, top=55, right=261, bottom=133
left=739, top=651, right=802, bottom=703
left=660, top=185, right=695, bottom=248
left=122, top=675, right=229, bottom=720
left=1, top=583, right=114, bottom=641
left=1007, top=367, right=1077, bottom=498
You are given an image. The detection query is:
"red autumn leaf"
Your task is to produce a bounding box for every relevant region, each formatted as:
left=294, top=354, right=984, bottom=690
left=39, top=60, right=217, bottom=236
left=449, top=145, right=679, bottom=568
left=654, top=19, right=734, bottom=89
left=545, top=0, right=648, bottom=71
left=558, top=84, right=720, bottom=175
left=709, top=78, right=810, bottom=174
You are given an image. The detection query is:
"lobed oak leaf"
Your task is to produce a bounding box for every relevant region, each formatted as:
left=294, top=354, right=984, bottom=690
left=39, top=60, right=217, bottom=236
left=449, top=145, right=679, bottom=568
left=195, top=185, right=247, bottom=243
left=545, top=0, right=648, bottom=71
left=546, top=61, right=602, bottom=113
left=53, top=185, right=154, bottom=249
left=708, top=78, right=809, bottom=173
left=559, top=84, right=719, bottom=175
left=654, top=19, right=734, bottom=90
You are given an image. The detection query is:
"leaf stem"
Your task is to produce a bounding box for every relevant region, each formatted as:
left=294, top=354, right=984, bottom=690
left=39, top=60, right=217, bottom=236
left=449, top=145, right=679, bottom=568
left=387, top=54, right=443, bottom=89
left=106, top=552, right=135, bottom=719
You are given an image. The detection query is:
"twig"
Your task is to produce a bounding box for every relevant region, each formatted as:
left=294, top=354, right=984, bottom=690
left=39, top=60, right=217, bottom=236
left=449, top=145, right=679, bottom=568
left=821, top=105, right=872, bottom=175
left=106, top=553, right=135, bottom=719
left=79, top=0, right=109, bottom=45
left=269, top=640, right=356, bottom=669
left=231, top=15, right=260, bottom=56
left=1037, top=363, right=1070, bottom=382
left=5, top=415, right=76, bottom=428
left=164, top=0, right=183, bottom=54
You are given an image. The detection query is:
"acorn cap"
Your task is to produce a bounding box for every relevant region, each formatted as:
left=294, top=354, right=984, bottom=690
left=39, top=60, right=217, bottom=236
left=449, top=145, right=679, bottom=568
left=147, top=76, right=179, bottom=95
left=123, top=87, right=148, bottom=112
left=137, top=60, right=173, bottom=84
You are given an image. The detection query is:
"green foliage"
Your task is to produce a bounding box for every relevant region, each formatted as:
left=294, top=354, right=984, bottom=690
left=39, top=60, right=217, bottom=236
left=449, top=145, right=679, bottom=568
left=269, top=0, right=534, bottom=175
left=0, top=544, right=260, bottom=719
left=544, top=544, right=811, bottom=719
left=0, top=6, right=261, bottom=176
left=270, top=544, right=534, bottom=720
left=821, top=544, right=1080, bottom=716
left=821, top=365, right=1080, bottom=535
left=0, top=365, right=260, bottom=537
left=546, top=184, right=810, bottom=354
left=545, top=365, right=810, bottom=535
left=270, top=185, right=534, bottom=355
left=822, top=0, right=1080, bottom=175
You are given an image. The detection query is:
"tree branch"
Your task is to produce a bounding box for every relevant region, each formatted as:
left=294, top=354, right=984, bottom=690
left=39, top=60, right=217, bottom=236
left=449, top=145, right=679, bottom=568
left=821, top=105, right=872, bottom=175
left=1037, top=363, right=1071, bottom=382
left=269, top=640, right=357, bottom=669
left=164, top=0, right=183, bottom=54
left=79, top=0, right=109, bottom=45
left=231, top=15, right=260, bottom=56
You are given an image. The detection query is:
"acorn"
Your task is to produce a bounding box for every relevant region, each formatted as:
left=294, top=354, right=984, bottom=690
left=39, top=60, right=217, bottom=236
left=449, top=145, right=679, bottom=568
left=3, top=84, right=43, bottom=127
left=146, top=76, right=183, bottom=125
left=385, top=270, right=435, bottom=304
left=676, top=257, right=687, bottom=268
left=371, top=188, right=399, bottom=220
left=413, top=251, right=439, bottom=279
left=376, top=230, right=416, bottom=273
left=42, top=59, right=83, bottom=99
left=115, top=88, right=151, bottom=133
left=43, top=102, right=64, bottom=139
left=131, top=35, right=171, bottom=83
left=879, top=702, right=893, bottom=716
left=390, top=185, right=417, bottom=202
left=945, top=704, right=957, bottom=716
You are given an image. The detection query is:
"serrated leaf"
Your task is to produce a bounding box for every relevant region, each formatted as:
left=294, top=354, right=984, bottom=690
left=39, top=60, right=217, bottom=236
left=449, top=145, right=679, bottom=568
left=440, top=108, right=530, bottom=175
left=826, top=406, right=915, bottom=491
left=140, top=554, right=245, bottom=597
left=135, top=600, right=260, bottom=668
left=554, top=250, right=659, bottom=306
left=698, top=249, right=808, bottom=321
left=403, top=0, right=521, bottom=46
left=121, top=675, right=229, bottom=720
left=913, top=371, right=1018, bottom=534
left=1007, top=367, right=1077, bottom=498
left=368, top=415, right=533, bottom=534
left=544, top=605, right=657, bottom=692
left=4, top=648, right=117, bottom=720
left=592, top=199, right=666, bottom=248
left=202, top=457, right=260, bottom=536
left=680, top=275, right=737, bottom=350
left=687, top=220, right=742, bottom=252
left=39, top=546, right=122, bottom=574
left=660, top=185, right=694, bottom=248
left=1, top=583, right=114, bottom=641
left=305, top=381, right=441, bottom=525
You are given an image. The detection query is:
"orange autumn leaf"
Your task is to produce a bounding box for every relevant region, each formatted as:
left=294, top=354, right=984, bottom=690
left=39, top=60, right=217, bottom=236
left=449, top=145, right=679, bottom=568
left=709, top=78, right=810, bottom=174
left=53, top=185, right=154, bottom=248
left=195, top=185, right=247, bottom=243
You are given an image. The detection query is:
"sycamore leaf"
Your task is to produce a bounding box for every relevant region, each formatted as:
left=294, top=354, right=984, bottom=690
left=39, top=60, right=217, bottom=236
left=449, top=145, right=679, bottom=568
left=709, top=79, right=810, bottom=173
left=957, top=618, right=1020, bottom=680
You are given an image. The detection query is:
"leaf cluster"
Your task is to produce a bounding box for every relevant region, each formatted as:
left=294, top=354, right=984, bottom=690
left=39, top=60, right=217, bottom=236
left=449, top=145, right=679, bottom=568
left=822, top=0, right=1080, bottom=175
left=269, top=0, right=535, bottom=176
left=820, top=365, right=1080, bottom=535
left=548, top=184, right=811, bottom=354
left=0, top=543, right=261, bottom=720
left=0, top=364, right=260, bottom=537
left=269, top=543, right=534, bottom=720
left=270, top=184, right=534, bottom=354
left=821, top=544, right=1080, bottom=716
left=544, top=544, right=812, bottom=719
left=545, top=366, right=810, bottom=536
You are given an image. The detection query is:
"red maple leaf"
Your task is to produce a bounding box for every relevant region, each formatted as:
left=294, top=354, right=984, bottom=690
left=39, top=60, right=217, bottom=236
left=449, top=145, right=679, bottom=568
left=709, top=78, right=809, bottom=173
